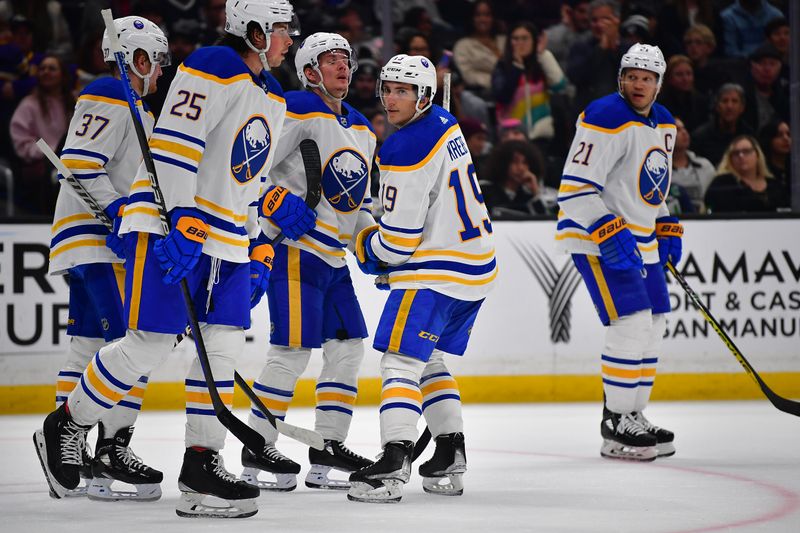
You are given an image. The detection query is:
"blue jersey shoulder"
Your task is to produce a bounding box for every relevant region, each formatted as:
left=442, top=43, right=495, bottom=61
left=285, top=90, right=326, bottom=114
left=262, top=71, right=284, bottom=97
left=342, top=101, right=374, bottom=132
left=182, top=46, right=249, bottom=80
left=650, top=102, right=675, bottom=126
left=379, top=105, right=455, bottom=167
left=79, top=77, right=126, bottom=101
left=581, top=93, right=637, bottom=129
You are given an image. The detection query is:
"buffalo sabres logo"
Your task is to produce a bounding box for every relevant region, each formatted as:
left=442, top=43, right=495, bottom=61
left=323, top=148, right=368, bottom=213
left=638, top=147, right=670, bottom=206
left=230, top=115, right=271, bottom=184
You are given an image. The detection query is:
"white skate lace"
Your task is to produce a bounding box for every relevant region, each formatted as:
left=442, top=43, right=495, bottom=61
left=633, top=412, right=659, bottom=432
left=335, top=442, right=367, bottom=461
left=117, top=446, right=147, bottom=471
left=619, top=413, right=651, bottom=436
left=61, top=421, right=88, bottom=466
left=263, top=444, right=291, bottom=461
left=211, top=454, right=238, bottom=483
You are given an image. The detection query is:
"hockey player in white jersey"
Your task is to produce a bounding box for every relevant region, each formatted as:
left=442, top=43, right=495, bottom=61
left=41, top=16, right=168, bottom=501
left=33, top=0, right=314, bottom=519
left=555, top=44, right=683, bottom=461
left=242, top=32, right=375, bottom=491
left=349, top=54, right=497, bottom=503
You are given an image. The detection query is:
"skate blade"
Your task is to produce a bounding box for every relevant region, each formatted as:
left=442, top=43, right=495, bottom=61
left=422, top=473, right=464, bottom=496
left=600, top=439, right=657, bottom=462
left=240, top=468, right=296, bottom=492
left=656, top=442, right=676, bottom=458
left=347, top=480, right=403, bottom=503
left=87, top=477, right=162, bottom=502
left=33, top=430, right=74, bottom=499
left=305, top=465, right=352, bottom=490
left=176, top=490, right=257, bottom=519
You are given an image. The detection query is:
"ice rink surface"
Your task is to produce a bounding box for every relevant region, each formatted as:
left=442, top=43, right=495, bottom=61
left=2, top=401, right=799, bottom=533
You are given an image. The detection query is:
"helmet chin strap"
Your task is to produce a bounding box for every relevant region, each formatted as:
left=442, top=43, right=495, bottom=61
left=129, top=61, right=157, bottom=97
left=308, top=65, right=348, bottom=101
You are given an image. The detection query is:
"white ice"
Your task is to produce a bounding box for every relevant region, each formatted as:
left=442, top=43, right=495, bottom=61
left=2, top=402, right=799, bottom=532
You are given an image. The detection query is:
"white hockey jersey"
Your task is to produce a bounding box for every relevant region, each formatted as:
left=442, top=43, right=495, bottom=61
left=555, top=93, right=676, bottom=264
left=120, top=46, right=286, bottom=263
left=370, top=105, right=497, bottom=301
left=259, top=90, right=376, bottom=267
left=49, top=77, right=155, bottom=275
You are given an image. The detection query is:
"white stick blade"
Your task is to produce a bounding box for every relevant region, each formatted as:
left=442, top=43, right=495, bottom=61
left=275, top=419, right=325, bottom=450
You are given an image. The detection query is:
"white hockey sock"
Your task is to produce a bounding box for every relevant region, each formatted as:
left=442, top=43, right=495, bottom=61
left=379, top=351, right=426, bottom=446
left=56, top=336, right=105, bottom=407
left=602, top=310, right=652, bottom=414
left=184, top=324, right=244, bottom=451
left=635, top=313, right=667, bottom=412
left=420, top=350, right=464, bottom=436
left=67, top=330, right=173, bottom=427
left=99, top=374, right=150, bottom=436
left=248, top=344, right=311, bottom=443
left=314, top=339, right=364, bottom=441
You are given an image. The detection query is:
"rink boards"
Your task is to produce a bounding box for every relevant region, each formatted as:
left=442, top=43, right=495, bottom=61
left=1, top=219, right=799, bottom=413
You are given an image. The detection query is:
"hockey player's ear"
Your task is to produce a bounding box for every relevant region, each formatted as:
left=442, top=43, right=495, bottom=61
left=247, top=22, right=267, bottom=49
left=304, top=65, right=320, bottom=84
left=132, top=49, right=150, bottom=77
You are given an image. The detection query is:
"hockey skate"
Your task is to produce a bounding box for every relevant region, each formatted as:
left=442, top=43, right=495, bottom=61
left=33, top=403, right=92, bottom=498
left=176, top=448, right=259, bottom=519
left=418, top=432, right=467, bottom=496
left=240, top=443, right=300, bottom=491
left=305, top=440, right=374, bottom=490
left=600, top=408, right=658, bottom=462
left=633, top=411, right=675, bottom=457
left=347, top=441, right=413, bottom=504
left=88, top=425, right=163, bottom=501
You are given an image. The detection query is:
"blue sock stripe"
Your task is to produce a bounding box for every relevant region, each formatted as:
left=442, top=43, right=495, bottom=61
left=639, top=381, right=654, bottom=387
left=420, top=372, right=451, bottom=384
left=316, top=405, right=354, bottom=415
left=58, top=371, right=83, bottom=379
left=641, top=357, right=659, bottom=365
left=186, top=407, right=217, bottom=416
left=250, top=408, right=267, bottom=420
left=379, top=402, right=422, bottom=415
left=601, top=354, right=642, bottom=366
left=382, top=377, right=419, bottom=388
left=80, top=375, right=113, bottom=409
left=422, top=393, right=461, bottom=410
left=94, top=353, right=132, bottom=390
left=602, top=378, right=640, bottom=389
left=118, top=400, right=142, bottom=411
left=315, top=381, right=358, bottom=393
left=252, top=382, right=294, bottom=397
left=184, top=378, right=235, bottom=388
left=138, top=376, right=149, bottom=384
left=55, top=395, right=69, bottom=403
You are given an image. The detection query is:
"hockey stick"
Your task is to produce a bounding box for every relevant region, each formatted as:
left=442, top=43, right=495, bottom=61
left=667, top=262, right=800, bottom=417
left=101, top=9, right=273, bottom=453
left=172, top=139, right=324, bottom=448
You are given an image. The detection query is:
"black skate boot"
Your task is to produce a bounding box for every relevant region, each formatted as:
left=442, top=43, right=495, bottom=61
left=33, top=403, right=92, bottom=498
left=88, top=425, right=163, bottom=501
left=600, top=407, right=658, bottom=462
left=418, top=432, right=467, bottom=496
left=305, top=440, right=374, bottom=490
left=176, top=447, right=259, bottom=519
left=632, top=411, right=675, bottom=458
left=347, top=441, right=413, bottom=503
left=240, top=443, right=300, bottom=491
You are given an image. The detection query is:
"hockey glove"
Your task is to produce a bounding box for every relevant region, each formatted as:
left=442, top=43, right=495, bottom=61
left=153, top=208, right=209, bottom=285
left=589, top=214, right=643, bottom=270
left=249, top=241, right=274, bottom=309
left=259, top=186, right=317, bottom=241
left=354, top=225, right=386, bottom=275
left=656, top=216, right=683, bottom=267
left=104, top=197, right=127, bottom=260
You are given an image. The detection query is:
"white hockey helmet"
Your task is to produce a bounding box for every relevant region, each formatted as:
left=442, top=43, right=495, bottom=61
left=618, top=43, right=666, bottom=90
left=378, top=54, right=437, bottom=122
left=295, top=32, right=358, bottom=99
left=102, top=16, right=169, bottom=97
left=225, top=0, right=299, bottom=70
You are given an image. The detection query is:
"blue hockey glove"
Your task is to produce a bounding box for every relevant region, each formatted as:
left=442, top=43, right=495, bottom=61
left=259, top=186, right=316, bottom=240
left=656, top=216, right=683, bottom=267
left=249, top=241, right=274, bottom=309
left=354, top=225, right=386, bottom=275
left=589, top=214, right=643, bottom=270
left=375, top=274, right=391, bottom=291
left=153, top=208, right=209, bottom=285
left=104, top=197, right=127, bottom=260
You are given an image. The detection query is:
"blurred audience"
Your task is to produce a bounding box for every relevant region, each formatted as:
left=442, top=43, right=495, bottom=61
left=757, top=118, right=791, bottom=190
left=683, top=24, right=731, bottom=99
left=658, top=55, right=709, bottom=133
left=449, top=70, right=491, bottom=130
left=705, top=134, right=788, bottom=213
left=670, top=117, right=716, bottom=213
left=739, top=43, right=788, bottom=132
left=545, top=0, right=590, bottom=71
left=460, top=117, right=492, bottom=174
left=483, top=139, right=557, bottom=217
left=691, top=83, right=753, bottom=167
left=720, top=0, right=783, bottom=58
left=453, top=0, right=504, bottom=97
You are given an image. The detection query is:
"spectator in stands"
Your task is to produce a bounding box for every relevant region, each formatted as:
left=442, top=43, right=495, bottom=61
left=74, top=32, right=109, bottom=93
left=658, top=0, right=718, bottom=48
left=200, top=0, right=227, bottom=45
left=9, top=54, right=73, bottom=215
left=145, top=18, right=200, bottom=117
left=764, top=16, right=790, bottom=88
left=395, top=27, right=431, bottom=58
left=739, top=43, right=789, bottom=132
left=567, top=0, right=622, bottom=116
left=460, top=117, right=491, bottom=175
left=757, top=118, right=791, bottom=191
left=483, top=139, right=557, bottom=217
left=449, top=70, right=490, bottom=131
left=497, top=118, right=528, bottom=143
left=346, top=57, right=378, bottom=111
left=0, top=1, right=72, bottom=56
left=683, top=24, right=731, bottom=99
left=452, top=0, right=505, bottom=97
left=619, top=14, right=651, bottom=50
left=545, top=0, right=591, bottom=71
left=671, top=117, right=716, bottom=213
left=691, top=83, right=753, bottom=167
left=720, top=0, right=783, bottom=58
left=657, top=55, right=709, bottom=133
left=705, top=135, right=787, bottom=213
left=492, top=21, right=566, bottom=142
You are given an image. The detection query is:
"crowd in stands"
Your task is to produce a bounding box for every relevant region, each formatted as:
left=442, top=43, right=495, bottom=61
left=0, top=0, right=793, bottom=219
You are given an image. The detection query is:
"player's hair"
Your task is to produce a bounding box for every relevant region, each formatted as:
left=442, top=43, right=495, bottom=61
left=684, top=24, right=715, bottom=48
left=500, top=22, right=544, bottom=83
left=716, top=134, right=772, bottom=180
left=216, top=21, right=265, bottom=54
